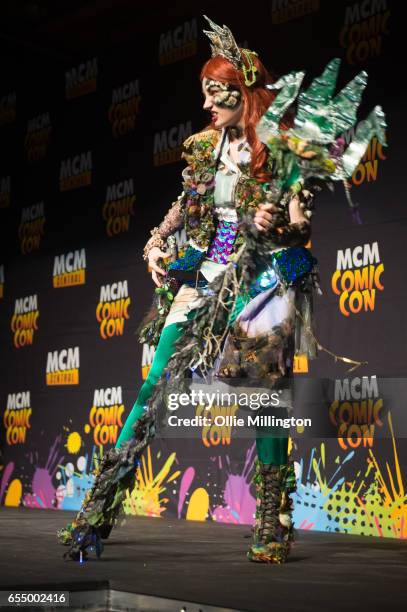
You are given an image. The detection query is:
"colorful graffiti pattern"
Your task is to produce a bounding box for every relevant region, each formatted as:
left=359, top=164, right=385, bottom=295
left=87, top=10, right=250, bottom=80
left=1, top=414, right=405, bottom=540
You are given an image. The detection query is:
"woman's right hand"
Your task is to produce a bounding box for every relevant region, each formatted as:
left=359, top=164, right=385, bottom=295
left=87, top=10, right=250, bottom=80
left=147, top=246, right=171, bottom=287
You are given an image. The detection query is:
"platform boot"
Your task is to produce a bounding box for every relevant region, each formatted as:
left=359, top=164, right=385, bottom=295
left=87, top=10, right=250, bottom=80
left=56, top=447, right=123, bottom=558
left=57, top=411, right=156, bottom=560
left=247, top=459, right=296, bottom=563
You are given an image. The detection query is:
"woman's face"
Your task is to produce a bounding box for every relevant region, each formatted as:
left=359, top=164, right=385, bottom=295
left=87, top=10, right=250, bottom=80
left=201, top=77, right=244, bottom=130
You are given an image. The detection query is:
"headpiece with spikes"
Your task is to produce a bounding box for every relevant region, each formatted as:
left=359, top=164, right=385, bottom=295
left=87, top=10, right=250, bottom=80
left=203, top=15, right=241, bottom=68
left=203, top=15, right=259, bottom=86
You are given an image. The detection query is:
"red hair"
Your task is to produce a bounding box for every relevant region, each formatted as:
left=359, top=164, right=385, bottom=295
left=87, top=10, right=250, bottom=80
left=200, top=53, right=288, bottom=181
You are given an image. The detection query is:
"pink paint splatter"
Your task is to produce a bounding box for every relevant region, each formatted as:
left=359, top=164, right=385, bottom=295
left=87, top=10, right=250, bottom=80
left=211, top=444, right=256, bottom=525
left=177, top=467, right=195, bottom=518
left=23, top=435, right=64, bottom=509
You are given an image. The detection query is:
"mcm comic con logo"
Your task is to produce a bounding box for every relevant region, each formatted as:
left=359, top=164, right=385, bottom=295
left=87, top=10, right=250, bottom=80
left=59, top=151, right=92, bottom=191
left=3, top=391, right=32, bottom=445
left=65, top=57, right=98, bottom=99
left=86, top=386, right=125, bottom=446
left=153, top=121, right=192, bottom=166
left=158, top=18, right=197, bottom=65
left=96, top=281, right=131, bottom=339
left=46, top=346, right=80, bottom=385
left=11, top=295, right=39, bottom=348
left=18, top=202, right=46, bottom=254
left=24, top=112, right=52, bottom=162
left=103, top=179, right=136, bottom=236
left=330, top=376, right=383, bottom=449
left=53, top=248, right=86, bottom=288
left=196, top=403, right=239, bottom=448
left=331, top=241, right=384, bottom=316
left=109, top=79, right=141, bottom=138
left=343, top=123, right=387, bottom=188
left=339, top=0, right=390, bottom=64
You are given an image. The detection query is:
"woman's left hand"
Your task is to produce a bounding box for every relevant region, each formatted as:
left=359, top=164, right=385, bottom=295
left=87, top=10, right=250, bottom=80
left=254, top=203, right=278, bottom=232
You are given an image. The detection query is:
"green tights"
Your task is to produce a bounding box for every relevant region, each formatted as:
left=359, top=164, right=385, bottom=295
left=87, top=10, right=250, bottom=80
left=115, top=321, right=288, bottom=466
left=115, top=321, right=185, bottom=448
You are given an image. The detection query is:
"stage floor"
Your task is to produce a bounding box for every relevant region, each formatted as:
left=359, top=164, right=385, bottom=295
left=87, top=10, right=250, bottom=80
left=0, top=507, right=405, bottom=612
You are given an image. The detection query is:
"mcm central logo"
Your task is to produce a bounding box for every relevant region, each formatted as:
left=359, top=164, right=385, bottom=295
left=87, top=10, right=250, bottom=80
left=11, top=294, right=39, bottom=348
left=331, top=241, right=384, bottom=316
left=59, top=151, right=92, bottom=191
left=3, top=391, right=32, bottom=445
left=109, top=80, right=141, bottom=138
left=158, top=18, right=198, bottom=65
left=0, top=91, right=16, bottom=126
left=87, top=386, right=125, bottom=446
left=339, top=0, right=390, bottom=64
left=153, top=121, right=192, bottom=166
left=18, top=202, right=46, bottom=254
left=103, top=179, right=136, bottom=236
left=270, top=0, right=320, bottom=25
left=53, top=248, right=86, bottom=288
left=46, top=346, right=80, bottom=385
left=24, top=112, right=52, bottom=162
left=96, top=280, right=131, bottom=338
left=0, top=264, right=4, bottom=299
left=0, top=176, right=10, bottom=208
left=65, top=57, right=98, bottom=99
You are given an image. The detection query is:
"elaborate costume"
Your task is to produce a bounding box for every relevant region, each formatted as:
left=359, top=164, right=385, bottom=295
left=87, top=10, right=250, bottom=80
left=57, top=17, right=386, bottom=564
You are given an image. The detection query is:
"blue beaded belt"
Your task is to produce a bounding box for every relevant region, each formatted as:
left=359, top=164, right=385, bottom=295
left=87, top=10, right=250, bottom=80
left=167, top=246, right=206, bottom=272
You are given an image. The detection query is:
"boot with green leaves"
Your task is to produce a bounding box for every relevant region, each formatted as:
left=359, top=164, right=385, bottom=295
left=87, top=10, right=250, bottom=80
left=247, top=459, right=297, bottom=563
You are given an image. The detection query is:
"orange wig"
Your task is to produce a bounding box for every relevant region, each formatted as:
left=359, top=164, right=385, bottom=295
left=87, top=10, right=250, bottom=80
left=200, top=53, right=286, bottom=181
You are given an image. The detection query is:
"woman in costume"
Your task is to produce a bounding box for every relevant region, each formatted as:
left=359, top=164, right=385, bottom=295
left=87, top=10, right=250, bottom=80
left=58, top=16, right=385, bottom=564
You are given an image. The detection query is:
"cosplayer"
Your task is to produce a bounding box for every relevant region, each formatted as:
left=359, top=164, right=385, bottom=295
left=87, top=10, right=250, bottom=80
left=57, top=16, right=385, bottom=564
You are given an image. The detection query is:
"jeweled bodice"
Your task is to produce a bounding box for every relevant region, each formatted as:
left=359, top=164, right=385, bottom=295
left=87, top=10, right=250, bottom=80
left=206, top=219, right=239, bottom=264
left=204, top=166, right=240, bottom=265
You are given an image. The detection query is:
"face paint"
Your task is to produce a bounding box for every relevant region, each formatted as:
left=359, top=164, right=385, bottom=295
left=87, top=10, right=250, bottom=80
left=205, top=79, right=241, bottom=109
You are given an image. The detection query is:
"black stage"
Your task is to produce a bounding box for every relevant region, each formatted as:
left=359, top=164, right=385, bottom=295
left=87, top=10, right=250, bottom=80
left=0, top=507, right=405, bottom=611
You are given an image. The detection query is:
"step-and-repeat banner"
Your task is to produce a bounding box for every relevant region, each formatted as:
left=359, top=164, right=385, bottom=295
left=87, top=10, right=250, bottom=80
left=1, top=1, right=406, bottom=539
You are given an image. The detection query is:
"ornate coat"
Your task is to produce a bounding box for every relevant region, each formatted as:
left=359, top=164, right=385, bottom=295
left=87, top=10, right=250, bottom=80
left=140, top=128, right=318, bottom=388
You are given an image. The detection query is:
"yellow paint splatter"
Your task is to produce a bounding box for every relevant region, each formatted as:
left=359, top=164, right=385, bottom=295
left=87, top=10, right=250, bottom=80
left=84, top=424, right=90, bottom=434
left=66, top=431, right=81, bottom=454
left=123, top=447, right=181, bottom=518
left=186, top=488, right=209, bottom=521
left=4, top=479, right=22, bottom=506
left=318, top=414, right=407, bottom=538
left=365, top=413, right=407, bottom=538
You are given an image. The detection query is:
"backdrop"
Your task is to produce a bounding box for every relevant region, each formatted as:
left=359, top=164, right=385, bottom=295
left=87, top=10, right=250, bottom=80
left=1, top=0, right=405, bottom=539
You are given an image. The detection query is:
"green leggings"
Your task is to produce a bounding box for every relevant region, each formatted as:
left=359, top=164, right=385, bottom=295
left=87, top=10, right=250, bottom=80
left=116, top=321, right=288, bottom=466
